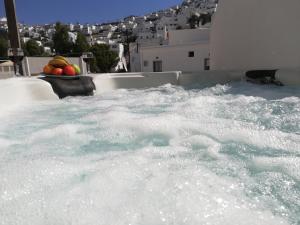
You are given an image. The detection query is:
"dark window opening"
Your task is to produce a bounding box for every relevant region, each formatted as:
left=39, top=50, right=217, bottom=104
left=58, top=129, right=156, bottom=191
left=204, top=58, right=210, bottom=70
left=188, top=51, right=195, bottom=57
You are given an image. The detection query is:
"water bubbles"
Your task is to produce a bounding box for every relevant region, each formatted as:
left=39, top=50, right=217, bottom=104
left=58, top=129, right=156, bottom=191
left=0, top=82, right=299, bottom=225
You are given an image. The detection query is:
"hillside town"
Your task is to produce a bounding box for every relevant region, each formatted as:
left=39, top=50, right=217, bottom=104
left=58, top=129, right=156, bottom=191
left=0, top=0, right=218, bottom=74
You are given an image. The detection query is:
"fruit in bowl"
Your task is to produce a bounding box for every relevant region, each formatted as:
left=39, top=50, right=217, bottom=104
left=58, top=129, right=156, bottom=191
left=63, top=65, right=76, bottom=76
left=72, top=64, right=81, bottom=75
left=48, top=56, right=69, bottom=68
left=43, top=56, right=82, bottom=77
left=52, top=68, right=63, bottom=76
left=43, top=64, right=54, bottom=75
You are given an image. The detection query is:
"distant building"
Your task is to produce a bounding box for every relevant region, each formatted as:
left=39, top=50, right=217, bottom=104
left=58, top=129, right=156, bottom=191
left=0, top=17, right=7, bottom=22
left=0, top=60, right=14, bottom=78
left=0, top=17, right=7, bottom=26
left=83, top=25, right=92, bottom=35
left=43, top=47, right=52, bottom=55
left=74, top=23, right=83, bottom=32
left=0, top=17, right=8, bottom=31
left=22, top=37, right=31, bottom=43
left=130, top=28, right=210, bottom=72
left=68, top=32, right=77, bottom=43
left=68, top=23, right=75, bottom=31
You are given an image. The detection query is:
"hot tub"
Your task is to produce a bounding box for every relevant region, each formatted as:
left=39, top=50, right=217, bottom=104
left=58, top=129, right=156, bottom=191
left=0, top=81, right=299, bottom=225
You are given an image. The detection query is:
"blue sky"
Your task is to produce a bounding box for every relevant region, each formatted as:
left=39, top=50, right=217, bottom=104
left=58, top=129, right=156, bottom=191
left=0, top=0, right=182, bottom=24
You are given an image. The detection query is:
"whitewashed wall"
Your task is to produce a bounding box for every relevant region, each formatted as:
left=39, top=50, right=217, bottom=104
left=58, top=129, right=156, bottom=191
left=210, top=0, right=300, bottom=70
left=140, top=42, right=209, bottom=72
left=168, top=29, right=210, bottom=45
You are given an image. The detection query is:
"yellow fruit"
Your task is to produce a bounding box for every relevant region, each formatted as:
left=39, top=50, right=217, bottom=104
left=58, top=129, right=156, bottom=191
left=72, top=64, right=81, bottom=75
left=54, top=55, right=69, bottom=64
left=48, top=59, right=69, bottom=68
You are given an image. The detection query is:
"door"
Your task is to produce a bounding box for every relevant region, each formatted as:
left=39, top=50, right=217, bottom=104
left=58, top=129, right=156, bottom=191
left=153, top=60, right=162, bottom=72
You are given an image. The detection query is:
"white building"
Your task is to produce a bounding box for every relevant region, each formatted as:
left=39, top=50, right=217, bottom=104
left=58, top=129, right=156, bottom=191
left=68, top=23, right=74, bottom=31
left=45, top=28, right=55, bottom=39
left=74, top=24, right=83, bottom=32
left=22, top=37, right=31, bottom=44
left=156, top=16, right=181, bottom=33
left=0, top=17, right=7, bottom=30
left=83, top=25, right=92, bottom=35
left=0, top=17, right=7, bottom=23
left=210, top=0, right=300, bottom=71
left=89, top=29, right=114, bottom=45
left=131, top=28, right=210, bottom=72
left=0, top=60, right=14, bottom=78
left=43, top=47, right=52, bottom=55
left=68, top=32, right=77, bottom=43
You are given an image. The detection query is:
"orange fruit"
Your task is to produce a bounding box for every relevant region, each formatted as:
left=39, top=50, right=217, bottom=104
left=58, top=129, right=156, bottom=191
left=43, top=64, right=54, bottom=75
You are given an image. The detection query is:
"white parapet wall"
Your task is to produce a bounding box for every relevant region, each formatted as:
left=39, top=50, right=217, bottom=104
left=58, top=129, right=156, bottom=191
left=179, top=71, right=243, bottom=86
left=93, top=70, right=300, bottom=94
left=92, top=72, right=180, bottom=94
left=0, top=69, right=300, bottom=107
left=93, top=70, right=246, bottom=94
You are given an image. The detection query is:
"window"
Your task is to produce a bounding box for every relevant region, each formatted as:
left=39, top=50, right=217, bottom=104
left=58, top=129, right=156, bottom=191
left=204, top=58, right=210, bottom=70
left=153, top=61, right=162, bottom=72
left=188, top=51, right=195, bottom=57
left=144, top=61, right=149, bottom=67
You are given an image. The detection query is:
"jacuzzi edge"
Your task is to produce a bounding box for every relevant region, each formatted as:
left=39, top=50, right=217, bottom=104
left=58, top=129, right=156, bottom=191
left=0, top=69, right=299, bottom=105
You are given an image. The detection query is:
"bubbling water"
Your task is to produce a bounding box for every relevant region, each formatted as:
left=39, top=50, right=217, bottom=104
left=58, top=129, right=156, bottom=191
left=0, top=82, right=299, bottom=225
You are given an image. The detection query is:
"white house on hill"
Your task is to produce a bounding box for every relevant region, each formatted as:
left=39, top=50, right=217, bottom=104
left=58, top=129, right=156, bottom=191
left=130, top=28, right=210, bottom=72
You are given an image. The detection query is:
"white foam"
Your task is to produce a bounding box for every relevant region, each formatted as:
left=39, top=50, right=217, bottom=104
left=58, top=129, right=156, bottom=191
left=0, top=148, right=289, bottom=225
left=253, top=157, right=300, bottom=181
left=0, top=82, right=299, bottom=225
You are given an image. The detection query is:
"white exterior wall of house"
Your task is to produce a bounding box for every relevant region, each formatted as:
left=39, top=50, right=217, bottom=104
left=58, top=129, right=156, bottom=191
left=168, top=28, right=210, bottom=45
left=140, top=43, right=209, bottom=72
left=131, top=29, right=210, bottom=72
left=130, top=46, right=142, bottom=72
left=210, top=0, right=300, bottom=70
